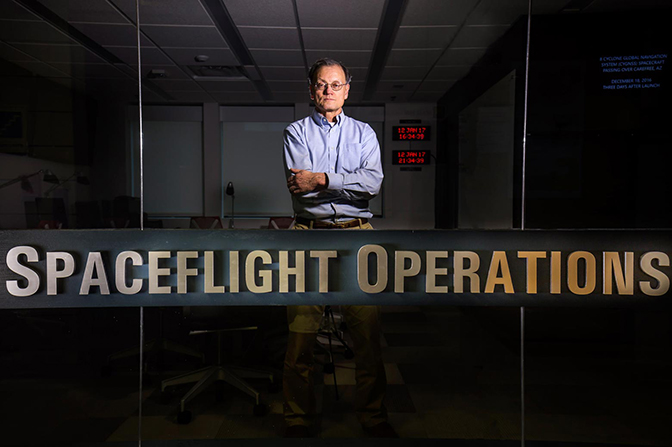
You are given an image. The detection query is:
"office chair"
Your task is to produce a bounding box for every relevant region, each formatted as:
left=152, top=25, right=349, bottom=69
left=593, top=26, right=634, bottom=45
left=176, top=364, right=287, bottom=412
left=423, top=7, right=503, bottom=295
left=267, top=216, right=295, bottom=229
left=102, top=308, right=204, bottom=384
left=36, top=220, right=63, bottom=229
left=36, top=197, right=68, bottom=228
left=103, top=216, right=223, bottom=378
left=190, top=216, right=225, bottom=229
left=161, top=306, right=277, bottom=424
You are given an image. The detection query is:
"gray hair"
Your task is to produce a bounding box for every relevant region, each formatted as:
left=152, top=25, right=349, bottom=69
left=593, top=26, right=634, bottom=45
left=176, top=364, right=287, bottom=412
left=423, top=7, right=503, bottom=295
left=307, top=58, right=352, bottom=85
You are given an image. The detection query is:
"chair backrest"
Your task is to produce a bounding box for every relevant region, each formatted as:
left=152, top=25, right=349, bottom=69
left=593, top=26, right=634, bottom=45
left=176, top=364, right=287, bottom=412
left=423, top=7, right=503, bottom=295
left=268, top=216, right=295, bottom=229
left=190, top=217, right=224, bottom=229
left=36, top=197, right=68, bottom=228
left=37, top=220, right=63, bottom=229
left=108, top=217, right=130, bottom=228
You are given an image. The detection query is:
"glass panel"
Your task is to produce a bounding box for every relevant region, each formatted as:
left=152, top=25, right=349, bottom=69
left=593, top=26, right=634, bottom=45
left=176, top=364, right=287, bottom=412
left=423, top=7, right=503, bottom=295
left=457, top=72, right=516, bottom=229
left=132, top=119, right=204, bottom=218
left=139, top=305, right=287, bottom=438
left=0, top=0, right=141, bottom=231
left=525, top=2, right=672, bottom=444
left=132, top=303, right=523, bottom=442
left=0, top=0, right=142, bottom=444
left=129, top=0, right=534, bottom=444
left=526, top=1, right=672, bottom=229
left=526, top=307, right=672, bottom=445
left=0, top=307, right=142, bottom=444
left=435, top=0, right=535, bottom=230
left=391, top=306, right=522, bottom=441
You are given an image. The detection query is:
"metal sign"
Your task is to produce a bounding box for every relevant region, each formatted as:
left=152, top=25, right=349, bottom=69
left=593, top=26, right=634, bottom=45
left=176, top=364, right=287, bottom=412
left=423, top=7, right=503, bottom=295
left=1, top=229, right=670, bottom=309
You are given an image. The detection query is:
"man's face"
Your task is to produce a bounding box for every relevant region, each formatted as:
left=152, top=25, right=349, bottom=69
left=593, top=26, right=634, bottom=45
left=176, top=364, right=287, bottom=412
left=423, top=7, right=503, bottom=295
left=309, top=65, right=350, bottom=117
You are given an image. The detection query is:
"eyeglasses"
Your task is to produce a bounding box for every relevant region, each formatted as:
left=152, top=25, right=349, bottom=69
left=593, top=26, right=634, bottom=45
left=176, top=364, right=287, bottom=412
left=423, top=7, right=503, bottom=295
left=313, top=82, right=349, bottom=91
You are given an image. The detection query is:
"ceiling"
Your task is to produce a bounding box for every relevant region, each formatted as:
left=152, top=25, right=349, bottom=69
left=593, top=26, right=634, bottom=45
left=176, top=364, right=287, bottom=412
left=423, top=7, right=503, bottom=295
left=0, top=0, right=668, bottom=104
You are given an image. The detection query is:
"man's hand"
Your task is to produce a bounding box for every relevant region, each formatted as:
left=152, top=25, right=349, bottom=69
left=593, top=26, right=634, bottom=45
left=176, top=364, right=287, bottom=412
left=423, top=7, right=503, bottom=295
left=287, top=168, right=328, bottom=194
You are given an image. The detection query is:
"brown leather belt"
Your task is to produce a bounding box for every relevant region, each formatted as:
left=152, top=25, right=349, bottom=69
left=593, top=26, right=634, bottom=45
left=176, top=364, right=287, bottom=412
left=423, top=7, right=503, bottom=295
left=295, top=217, right=368, bottom=229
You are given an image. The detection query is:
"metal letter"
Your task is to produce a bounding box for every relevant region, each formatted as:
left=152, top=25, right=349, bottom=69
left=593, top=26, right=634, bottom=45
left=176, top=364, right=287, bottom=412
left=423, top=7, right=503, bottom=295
left=279, top=251, right=305, bottom=293
left=79, top=252, right=110, bottom=295
left=603, top=252, right=634, bottom=295
left=229, top=251, right=239, bottom=293
left=177, top=251, right=199, bottom=294
left=567, top=251, right=596, bottom=295
left=424, top=251, right=447, bottom=293
left=46, top=252, right=75, bottom=296
left=550, top=251, right=561, bottom=294
left=6, top=246, right=40, bottom=297
left=148, top=251, right=171, bottom=294
left=310, top=250, right=337, bottom=293
left=246, top=250, right=272, bottom=293
left=639, top=251, right=670, bottom=296
left=115, top=251, right=143, bottom=295
left=485, top=251, right=515, bottom=294
left=395, top=250, right=422, bottom=293
left=518, top=251, right=546, bottom=294
left=204, top=251, right=225, bottom=293
left=454, top=251, right=480, bottom=293
left=357, top=245, right=388, bottom=293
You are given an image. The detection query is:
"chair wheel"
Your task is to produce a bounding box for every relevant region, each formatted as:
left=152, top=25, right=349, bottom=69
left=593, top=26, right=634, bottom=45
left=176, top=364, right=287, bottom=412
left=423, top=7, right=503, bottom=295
left=323, top=362, right=335, bottom=374
left=253, top=404, right=267, bottom=417
left=344, top=348, right=355, bottom=360
left=177, top=410, right=192, bottom=424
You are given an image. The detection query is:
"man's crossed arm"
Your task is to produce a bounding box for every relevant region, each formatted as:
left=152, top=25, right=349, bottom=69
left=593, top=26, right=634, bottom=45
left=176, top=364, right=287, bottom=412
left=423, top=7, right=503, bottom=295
left=287, top=168, right=328, bottom=194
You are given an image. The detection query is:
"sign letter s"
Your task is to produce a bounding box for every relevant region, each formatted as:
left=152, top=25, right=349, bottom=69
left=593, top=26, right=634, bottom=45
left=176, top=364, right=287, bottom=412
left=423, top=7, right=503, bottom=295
left=6, top=246, right=40, bottom=297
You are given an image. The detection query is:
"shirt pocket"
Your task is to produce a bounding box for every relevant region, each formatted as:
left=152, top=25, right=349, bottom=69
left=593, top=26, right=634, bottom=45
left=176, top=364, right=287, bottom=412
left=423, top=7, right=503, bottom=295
left=339, top=143, right=363, bottom=173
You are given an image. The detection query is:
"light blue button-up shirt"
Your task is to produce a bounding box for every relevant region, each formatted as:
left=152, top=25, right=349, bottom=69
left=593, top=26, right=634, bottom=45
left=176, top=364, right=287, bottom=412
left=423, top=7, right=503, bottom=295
left=283, top=109, right=383, bottom=221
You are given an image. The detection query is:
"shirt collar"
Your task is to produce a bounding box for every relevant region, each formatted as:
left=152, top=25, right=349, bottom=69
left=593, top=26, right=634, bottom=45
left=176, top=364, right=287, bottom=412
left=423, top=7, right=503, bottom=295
left=311, top=109, right=346, bottom=128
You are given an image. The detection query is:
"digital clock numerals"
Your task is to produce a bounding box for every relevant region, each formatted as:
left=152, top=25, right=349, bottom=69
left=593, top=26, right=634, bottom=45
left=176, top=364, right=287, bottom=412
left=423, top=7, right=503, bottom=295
left=396, top=127, right=428, bottom=140
left=393, top=150, right=430, bottom=165
left=392, top=126, right=431, bottom=141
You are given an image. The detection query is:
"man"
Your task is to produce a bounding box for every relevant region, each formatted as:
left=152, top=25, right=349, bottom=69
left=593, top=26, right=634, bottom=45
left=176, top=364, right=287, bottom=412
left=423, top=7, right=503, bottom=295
left=282, top=58, right=396, bottom=438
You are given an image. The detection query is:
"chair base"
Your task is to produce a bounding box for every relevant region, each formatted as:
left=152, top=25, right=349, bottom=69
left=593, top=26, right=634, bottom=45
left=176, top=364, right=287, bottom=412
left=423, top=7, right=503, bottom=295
left=162, top=364, right=274, bottom=413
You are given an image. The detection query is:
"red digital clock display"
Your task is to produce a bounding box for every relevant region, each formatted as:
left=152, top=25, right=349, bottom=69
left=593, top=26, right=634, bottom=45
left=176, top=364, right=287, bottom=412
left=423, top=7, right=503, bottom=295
left=392, top=150, right=431, bottom=165
left=392, top=126, right=431, bottom=141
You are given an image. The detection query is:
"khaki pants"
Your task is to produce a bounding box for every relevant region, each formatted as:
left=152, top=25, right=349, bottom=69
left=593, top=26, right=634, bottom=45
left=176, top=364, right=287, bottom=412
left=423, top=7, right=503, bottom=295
left=283, top=221, right=387, bottom=428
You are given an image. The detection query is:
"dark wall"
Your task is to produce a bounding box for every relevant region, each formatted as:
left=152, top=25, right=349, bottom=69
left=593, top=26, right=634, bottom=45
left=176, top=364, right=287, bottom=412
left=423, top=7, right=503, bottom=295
left=526, top=11, right=671, bottom=229
left=436, top=10, right=672, bottom=229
